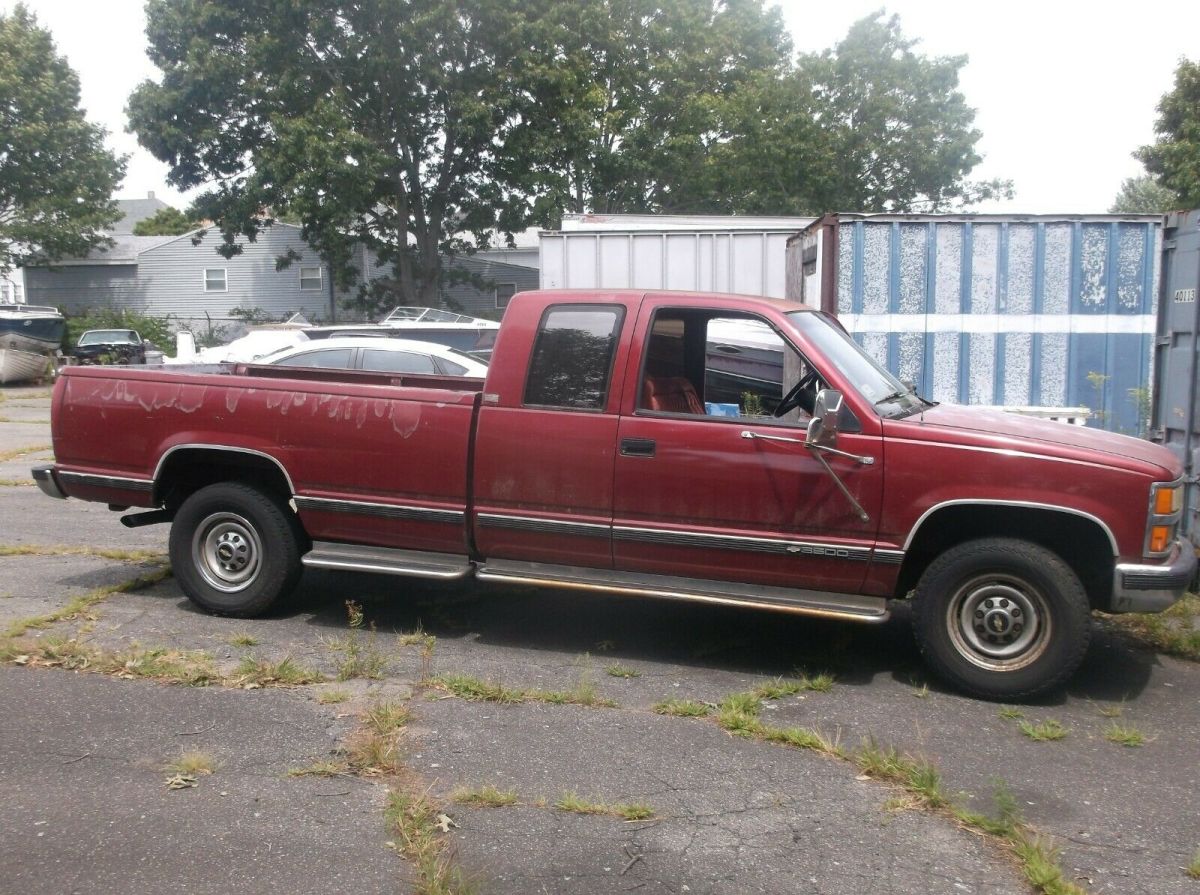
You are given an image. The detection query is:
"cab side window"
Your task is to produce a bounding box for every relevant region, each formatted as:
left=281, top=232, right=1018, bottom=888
left=523, top=305, right=624, bottom=410
left=638, top=310, right=815, bottom=423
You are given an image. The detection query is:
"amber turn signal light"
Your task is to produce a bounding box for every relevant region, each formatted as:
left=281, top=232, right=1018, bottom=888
left=1148, top=525, right=1172, bottom=554
left=1154, top=486, right=1180, bottom=516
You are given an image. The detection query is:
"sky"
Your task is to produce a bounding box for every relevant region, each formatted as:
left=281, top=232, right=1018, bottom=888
left=6, top=0, right=1200, bottom=214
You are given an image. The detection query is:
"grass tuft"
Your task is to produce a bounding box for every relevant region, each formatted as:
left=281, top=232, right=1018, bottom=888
left=228, top=632, right=259, bottom=647
left=166, top=750, right=216, bottom=776
left=235, top=655, right=323, bottom=687
left=1018, top=719, right=1069, bottom=742
left=451, top=785, right=518, bottom=808
left=330, top=600, right=388, bottom=680
left=1187, top=848, right=1200, bottom=880
left=431, top=672, right=617, bottom=708
left=998, top=706, right=1025, bottom=720
left=605, top=664, right=640, bottom=678
left=1102, top=721, right=1147, bottom=747
left=365, top=701, right=411, bottom=735
left=854, top=739, right=947, bottom=809
left=652, top=698, right=710, bottom=718
left=316, top=688, right=351, bottom=705
left=715, top=690, right=764, bottom=736
left=385, top=788, right=474, bottom=895
left=553, top=792, right=654, bottom=821
left=431, top=673, right=526, bottom=704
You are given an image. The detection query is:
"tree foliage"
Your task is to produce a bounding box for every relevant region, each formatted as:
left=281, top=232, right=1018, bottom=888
left=680, top=12, right=1010, bottom=214
left=0, top=4, right=125, bottom=274
left=129, top=0, right=566, bottom=310
left=1136, top=58, right=1200, bottom=209
left=523, top=0, right=791, bottom=216
left=132, top=205, right=198, bottom=236
left=1108, top=175, right=1178, bottom=214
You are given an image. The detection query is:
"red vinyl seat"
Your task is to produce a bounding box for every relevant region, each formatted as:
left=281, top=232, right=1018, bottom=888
left=642, top=375, right=704, bottom=414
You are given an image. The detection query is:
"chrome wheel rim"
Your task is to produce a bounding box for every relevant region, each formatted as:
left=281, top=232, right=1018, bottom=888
left=192, top=512, right=262, bottom=593
left=946, top=574, right=1051, bottom=671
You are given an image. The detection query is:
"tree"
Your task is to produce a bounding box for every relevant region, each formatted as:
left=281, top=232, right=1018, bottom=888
left=1136, top=58, right=1200, bottom=208
left=677, top=12, right=1011, bottom=215
left=1108, top=175, right=1178, bottom=214
left=129, top=0, right=567, bottom=312
left=0, top=5, right=125, bottom=274
left=132, top=206, right=198, bottom=236
left=522, top=0, right=791, bottom=217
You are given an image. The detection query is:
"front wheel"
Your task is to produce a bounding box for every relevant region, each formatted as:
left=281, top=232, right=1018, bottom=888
left=912, top=538, right=1091, bottom=699
left=169, top=482, right=304, bottom=617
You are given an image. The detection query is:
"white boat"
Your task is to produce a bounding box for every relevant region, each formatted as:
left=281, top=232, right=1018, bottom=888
left=304, top=307, right=501, bottom=353
left=0, top=303, right=65, bottom=354
left=0, top=348, right=52, bottom=385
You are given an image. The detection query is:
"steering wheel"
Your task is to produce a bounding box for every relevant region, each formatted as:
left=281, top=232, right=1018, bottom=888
left=773, top=370, right=820, bottom=418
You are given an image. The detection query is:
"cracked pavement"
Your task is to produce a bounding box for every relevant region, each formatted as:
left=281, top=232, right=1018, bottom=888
left=1, top=384, right=1197, bottom=894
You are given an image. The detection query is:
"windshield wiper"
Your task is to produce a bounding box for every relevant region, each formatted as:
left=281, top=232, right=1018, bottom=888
left=873, top=389, right=911, bottom=406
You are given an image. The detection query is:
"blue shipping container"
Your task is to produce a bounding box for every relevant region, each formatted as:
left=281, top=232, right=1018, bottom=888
left=787, top=214, right=1162, bottom=435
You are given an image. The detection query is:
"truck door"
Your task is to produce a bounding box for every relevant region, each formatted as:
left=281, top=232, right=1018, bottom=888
left=471, top=301, right=630, bottom=568
left=612, top=305, right=883, bottom=593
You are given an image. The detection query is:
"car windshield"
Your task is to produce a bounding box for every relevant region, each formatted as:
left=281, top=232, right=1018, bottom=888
left=78, top=330, right=139, bottom=346
left=786, top=312, right=925, bottom=417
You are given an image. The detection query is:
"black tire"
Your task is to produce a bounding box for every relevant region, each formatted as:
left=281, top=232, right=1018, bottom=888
left=169, top=482, right=304, bottom=617
left=911, top=537, right=1091, bottom=700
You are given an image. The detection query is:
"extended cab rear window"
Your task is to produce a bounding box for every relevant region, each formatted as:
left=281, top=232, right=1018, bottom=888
left=523, top=305, right=624, bottom=410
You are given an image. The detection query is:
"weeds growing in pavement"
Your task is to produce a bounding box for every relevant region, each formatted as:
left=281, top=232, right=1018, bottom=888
left=451, top=785, right=518, bottom=808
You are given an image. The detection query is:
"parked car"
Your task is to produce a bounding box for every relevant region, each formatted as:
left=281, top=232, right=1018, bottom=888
left=72, top=329, right=148, bottom=365
left=261, top=336, right=489, bottom=378
left=32, top=289, right=1195, bottom=699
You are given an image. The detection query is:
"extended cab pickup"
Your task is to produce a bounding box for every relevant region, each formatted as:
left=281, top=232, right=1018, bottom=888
left=33, top=290, right=1196, bottom=698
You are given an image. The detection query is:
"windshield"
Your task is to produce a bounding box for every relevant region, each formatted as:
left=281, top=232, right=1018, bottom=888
left=78, top=330, right=140, bottom=346
left=787, top=312, right=925, bottom=416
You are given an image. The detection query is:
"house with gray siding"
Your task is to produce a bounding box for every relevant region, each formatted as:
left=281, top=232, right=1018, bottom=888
left=21, top=199, right=539, bottom=328
left=24, top=224, right=338, bottom=329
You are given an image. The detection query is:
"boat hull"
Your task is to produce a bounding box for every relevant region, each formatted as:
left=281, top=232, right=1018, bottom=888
left=0, top=348, right=52, bottom=385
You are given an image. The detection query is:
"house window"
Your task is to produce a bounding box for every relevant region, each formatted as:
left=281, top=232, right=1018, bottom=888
left=204, top=269, right=227, bottom=292
left=495, top=283, right=517, bottom=309
left=300, top=266, right=323, bottom=290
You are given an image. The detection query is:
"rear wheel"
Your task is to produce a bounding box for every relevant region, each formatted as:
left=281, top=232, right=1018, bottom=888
left=912, top=538, right=1091, bottom=699
left=169, top=482, right=303, bottom=617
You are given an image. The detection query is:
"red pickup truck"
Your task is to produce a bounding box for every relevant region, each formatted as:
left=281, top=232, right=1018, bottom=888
left=33, top=290, right=1195, bottom=698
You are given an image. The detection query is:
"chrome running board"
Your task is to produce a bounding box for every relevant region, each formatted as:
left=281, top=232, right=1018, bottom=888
left=302, top=542, right=471, bottom=580
left=475, top=560, right=889, bottom=623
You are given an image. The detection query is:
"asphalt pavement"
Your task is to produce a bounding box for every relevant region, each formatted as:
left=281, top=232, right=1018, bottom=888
left=1, top=383, right=1197, bottom=895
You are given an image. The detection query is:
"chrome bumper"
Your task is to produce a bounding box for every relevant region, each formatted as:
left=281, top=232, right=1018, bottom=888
left=1109, top=541, right=1197, bottom=613
left=31, top=464, right=66, bottom=500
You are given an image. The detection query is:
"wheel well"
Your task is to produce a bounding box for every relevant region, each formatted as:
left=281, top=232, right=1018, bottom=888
left=897, top=505, right=1115, bottom=610
left=154, top=449, right=293, bottom=511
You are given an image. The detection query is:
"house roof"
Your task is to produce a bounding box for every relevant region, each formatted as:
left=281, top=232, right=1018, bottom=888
left=111, top=194, right=172, bottom=235
left=57, top=233, right=181, bottom=266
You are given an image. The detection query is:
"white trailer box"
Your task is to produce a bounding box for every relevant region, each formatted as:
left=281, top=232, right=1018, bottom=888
left=539, top=214, right=814, bottom=299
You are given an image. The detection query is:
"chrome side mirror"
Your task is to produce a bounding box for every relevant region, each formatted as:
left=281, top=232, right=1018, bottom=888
left=806, top=389, right=843, bottom=449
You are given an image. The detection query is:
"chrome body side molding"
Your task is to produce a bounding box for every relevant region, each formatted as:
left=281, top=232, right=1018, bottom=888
left=58, top=471, right=154, bottom=493
left=295, top=495, right=463, bottom=525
